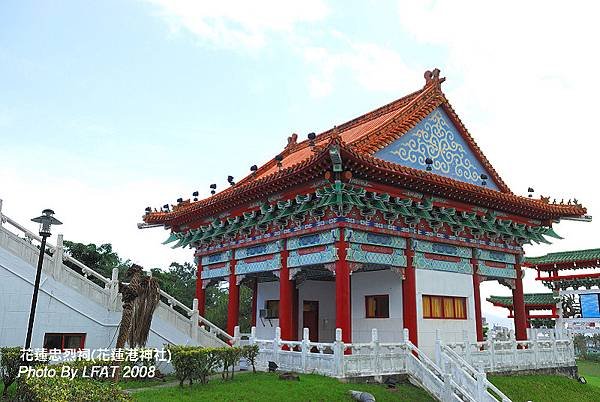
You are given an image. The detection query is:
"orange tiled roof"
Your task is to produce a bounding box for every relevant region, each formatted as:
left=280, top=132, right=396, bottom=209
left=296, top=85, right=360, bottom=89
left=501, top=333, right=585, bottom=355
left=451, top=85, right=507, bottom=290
left=144, top=69, right=586, bottom=227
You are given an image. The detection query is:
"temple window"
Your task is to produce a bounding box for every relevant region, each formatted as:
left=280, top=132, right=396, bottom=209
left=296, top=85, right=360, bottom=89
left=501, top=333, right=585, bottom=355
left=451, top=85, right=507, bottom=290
left=43, top=333, right=86, bottom=351
left=365, top=295, right=390, bottom=318
left=265, top=300, right=280, bottom=319
left=422, top=295, right=467, bottom=320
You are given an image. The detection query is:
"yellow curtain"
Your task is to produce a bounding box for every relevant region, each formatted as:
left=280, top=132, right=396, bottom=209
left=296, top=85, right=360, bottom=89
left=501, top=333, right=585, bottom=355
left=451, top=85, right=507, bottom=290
left=455, top=298, right=466, bottom=319
left=423, top=296, right=431, bottom=317
left=444, top=298, right=455, bottom=318
left=366, top=297, right=376, bottom=317
left=431, top=297, right=443, bottom=318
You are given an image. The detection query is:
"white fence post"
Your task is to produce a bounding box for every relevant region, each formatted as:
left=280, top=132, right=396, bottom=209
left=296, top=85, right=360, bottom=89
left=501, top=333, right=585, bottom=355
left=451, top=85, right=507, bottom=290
left=463, top=330, right=471, bottom=363
left=334, top=328, right=344, bottom=377
left=476, top=364, right=487, bottom=401
left=371, top=328, right=380, bottom=375
left=443, top=372, right=453, bottom=401
left=250, top=326, right=256, bottom=345
left=0, top=198, right=3, bottom=225
left=274, top=327, right=281, bottom=366
left=110, top=267, right=119, bottom=311
left=233, top=325, right=241, bottom=346
left=301, top=328, right=309, bottom=373
left=435, top=329, right=443, bottom=370
left=551, top=329, right=558, bottom=366
left=53, top=234, right=64, bottom=280
left=190, top=298, right=199, bottom=343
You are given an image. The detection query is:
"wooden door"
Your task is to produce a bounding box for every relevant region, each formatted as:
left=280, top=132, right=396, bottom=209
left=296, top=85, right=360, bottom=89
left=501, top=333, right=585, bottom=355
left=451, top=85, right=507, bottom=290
left=303, top=301, right=319, bottom=342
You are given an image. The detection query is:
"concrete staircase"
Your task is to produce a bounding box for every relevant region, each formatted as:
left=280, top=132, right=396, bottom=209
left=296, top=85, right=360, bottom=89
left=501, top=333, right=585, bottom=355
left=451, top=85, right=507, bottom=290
left=0, top=199, right=230, bottom=349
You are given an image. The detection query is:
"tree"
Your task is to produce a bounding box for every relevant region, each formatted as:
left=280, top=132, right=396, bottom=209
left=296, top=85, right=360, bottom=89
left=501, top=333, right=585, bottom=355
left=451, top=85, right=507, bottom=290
left=116, top=264, right=160, bottom=349
left=63, top=241, right=130, bottom=281
left=64, top=240, right=252, bottom=332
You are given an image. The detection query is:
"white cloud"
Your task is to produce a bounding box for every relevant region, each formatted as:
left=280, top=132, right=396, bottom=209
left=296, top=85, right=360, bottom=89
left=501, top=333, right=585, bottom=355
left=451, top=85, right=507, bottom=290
left=145, top=1, right=420, bottom=97
left=397, top=0, right=600, bottom=319
left=144, top=0, right=330, bottom=49
left=303, top=40, right=419, bottom=97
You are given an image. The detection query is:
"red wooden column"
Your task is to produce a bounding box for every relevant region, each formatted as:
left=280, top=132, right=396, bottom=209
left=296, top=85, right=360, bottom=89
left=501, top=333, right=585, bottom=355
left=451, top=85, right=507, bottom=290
left=226, top=260, right=239, bottom=337
left=195, top=262, right=206, bottom=316
left=402, top=240, right=418, bottom=346
left=251, top=278, right=258, bottom=327
left=512, top=263, right=528, bottom=341
left=335, top=228, right=352, bottom=343
left=471, top=258, right=484, bottom=342
left=279, top=245, right=294, bottom=341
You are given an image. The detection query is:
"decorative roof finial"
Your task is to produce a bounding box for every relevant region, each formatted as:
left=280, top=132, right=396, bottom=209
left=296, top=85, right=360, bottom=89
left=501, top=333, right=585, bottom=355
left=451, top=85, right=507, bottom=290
left=331, top=125, right=340, bottom=140
left=286, top=133, right=298, bottom=150
left=424, top=68, right=445, bottom=87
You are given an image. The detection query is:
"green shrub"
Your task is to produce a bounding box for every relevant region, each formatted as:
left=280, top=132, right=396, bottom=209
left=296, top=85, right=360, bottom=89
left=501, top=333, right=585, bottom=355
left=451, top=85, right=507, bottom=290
left=1, top=346, right=22, bottom=397
left=220, top=347, right=243, bottom=380
left=16, top=375, right=132, bottom=402
left=243, top=344, right=259, bottom=373
left=168, top=345, right=246, bottom=386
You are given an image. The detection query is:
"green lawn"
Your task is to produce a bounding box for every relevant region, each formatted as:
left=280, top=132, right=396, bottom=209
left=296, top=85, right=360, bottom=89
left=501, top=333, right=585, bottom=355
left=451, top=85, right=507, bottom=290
left=132, top=372, right=435, bottom=402
left=485, top=359, right=600, bottom=402
left=578, top=359, right=600, bottom=389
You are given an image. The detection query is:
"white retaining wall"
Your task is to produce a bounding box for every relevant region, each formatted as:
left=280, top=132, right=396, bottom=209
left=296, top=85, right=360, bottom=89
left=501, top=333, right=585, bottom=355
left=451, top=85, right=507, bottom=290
left=416, top=269, right=477, bottom=357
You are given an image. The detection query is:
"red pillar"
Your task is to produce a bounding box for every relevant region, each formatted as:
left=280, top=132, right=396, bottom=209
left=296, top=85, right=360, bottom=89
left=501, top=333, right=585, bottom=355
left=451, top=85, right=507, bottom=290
left=512, top=264, right=528, bottom=341
left=471, top=259, right=484, bottom=342
left=279, top=247, right=293, bottom=341
left=226, top=261, right=239, bottom=337
left=195, top=263, right=206, bottom=316
left=335, top=228, right=352, bottom=343
left=251, top=278, right=258, bottom=327
left=292, top=282, right=299, bottom=341
left=402, top=243, right=418, bottom=346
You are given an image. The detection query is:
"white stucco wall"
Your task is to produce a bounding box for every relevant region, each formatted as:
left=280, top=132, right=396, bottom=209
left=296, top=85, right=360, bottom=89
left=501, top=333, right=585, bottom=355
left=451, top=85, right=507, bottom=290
left=297, top=280, right=336, bottom=342
left=0, top=247, right=198, bottom=359
left=255, top=271, right=404, bottom=343
left=254, top=281, right=280, bottom=339
left=416, top=269, right=476, bottom=357
left=351, top=270, right=404, bottom=343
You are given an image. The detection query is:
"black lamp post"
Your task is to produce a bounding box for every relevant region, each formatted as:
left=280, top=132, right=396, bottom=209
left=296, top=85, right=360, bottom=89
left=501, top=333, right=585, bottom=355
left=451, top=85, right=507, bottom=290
left=24, top=209, right=62, bottom=349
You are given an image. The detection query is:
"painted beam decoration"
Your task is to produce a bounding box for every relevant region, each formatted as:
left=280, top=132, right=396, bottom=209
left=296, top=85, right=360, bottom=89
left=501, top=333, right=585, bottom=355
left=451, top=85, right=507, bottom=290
left=345, top=229, right=407, bottom=267
left=164, top=181, right=559, bottom=252
left=235, top=241, right=282, bottom=275
left=475, top=248, right=517, bottom=279
left=200, top=250, right=232, bottom=279
left=413, top=239, right=472, bottom=274
left=287, top=230, right=338, bottom=268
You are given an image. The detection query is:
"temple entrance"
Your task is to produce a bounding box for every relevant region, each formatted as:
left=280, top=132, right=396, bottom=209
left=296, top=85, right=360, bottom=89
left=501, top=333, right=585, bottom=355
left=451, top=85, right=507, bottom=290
left=303, top=300, right=319, bottom=341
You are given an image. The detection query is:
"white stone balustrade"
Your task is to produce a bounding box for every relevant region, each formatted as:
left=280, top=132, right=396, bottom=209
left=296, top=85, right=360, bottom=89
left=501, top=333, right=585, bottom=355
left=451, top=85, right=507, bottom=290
left=241, top=326, right=513, bottom=402
left=444, top=328, right=575, bottom=374
left=0, top=205, right=231, bottom=348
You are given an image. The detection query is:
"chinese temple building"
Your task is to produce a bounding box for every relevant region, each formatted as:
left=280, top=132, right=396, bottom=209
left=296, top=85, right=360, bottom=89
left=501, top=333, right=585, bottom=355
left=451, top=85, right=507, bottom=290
left=487, top=293, right=559, bottom=328
left=489, top=249, right=600, bottom=332
left=142, top=69, right=588, bottom=356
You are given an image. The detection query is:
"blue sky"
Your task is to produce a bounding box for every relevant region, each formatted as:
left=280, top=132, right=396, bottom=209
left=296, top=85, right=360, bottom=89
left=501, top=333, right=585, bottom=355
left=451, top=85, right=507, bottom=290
left=2, top=1, right=599, bottom=325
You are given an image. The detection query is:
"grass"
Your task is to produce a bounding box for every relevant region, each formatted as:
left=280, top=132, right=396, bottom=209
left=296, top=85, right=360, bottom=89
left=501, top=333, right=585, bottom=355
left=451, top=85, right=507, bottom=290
left=578, top=358, right=600, bottom=389
left=131, top=372, right=435, bottom=402
left=489, top=374, right=600, bottom=402
left=485, top=359, right=600, bottom=402
left=118, top=374, right=177, bottom=390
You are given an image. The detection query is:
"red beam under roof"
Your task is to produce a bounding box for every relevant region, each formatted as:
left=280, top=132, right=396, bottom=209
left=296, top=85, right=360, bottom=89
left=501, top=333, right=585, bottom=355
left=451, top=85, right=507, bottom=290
left=535, top=272, right=600, bottom=281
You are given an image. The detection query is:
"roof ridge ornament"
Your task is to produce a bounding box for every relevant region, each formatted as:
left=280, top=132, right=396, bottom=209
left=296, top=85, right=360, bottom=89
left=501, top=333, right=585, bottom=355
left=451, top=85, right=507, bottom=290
left=424, top=68, right=445, bottom=88
left=285, top=133, right=298, bottom=150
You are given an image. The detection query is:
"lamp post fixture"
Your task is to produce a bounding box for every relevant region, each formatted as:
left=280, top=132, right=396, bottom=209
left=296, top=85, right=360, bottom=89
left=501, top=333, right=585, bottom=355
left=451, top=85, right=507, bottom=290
left=24, top=209, right=62, bottom=349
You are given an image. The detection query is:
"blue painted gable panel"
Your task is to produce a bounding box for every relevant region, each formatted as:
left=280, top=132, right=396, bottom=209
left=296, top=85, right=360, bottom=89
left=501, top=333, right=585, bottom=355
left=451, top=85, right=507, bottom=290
left=374, top=107, right=499, bottom=190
